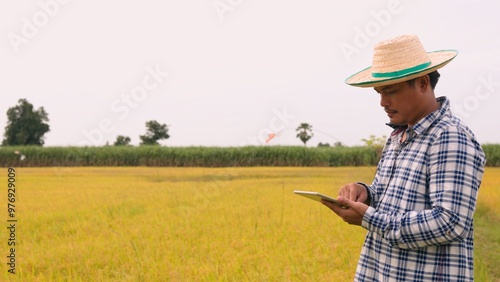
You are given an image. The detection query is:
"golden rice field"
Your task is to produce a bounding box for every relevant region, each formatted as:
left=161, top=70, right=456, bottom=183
left=1, top=167, right=499, bottom=281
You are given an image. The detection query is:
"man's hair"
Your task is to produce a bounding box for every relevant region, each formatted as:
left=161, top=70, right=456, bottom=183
left=407, top=70, right=441, bottom=90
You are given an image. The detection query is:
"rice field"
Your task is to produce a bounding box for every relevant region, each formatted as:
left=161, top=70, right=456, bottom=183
left=1, top=166, right=499, bottom=281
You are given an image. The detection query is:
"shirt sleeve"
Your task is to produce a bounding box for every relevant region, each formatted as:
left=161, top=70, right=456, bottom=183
left=361, top=127, right=486, bottom=249
left=357, top=139, right=391, bottom=207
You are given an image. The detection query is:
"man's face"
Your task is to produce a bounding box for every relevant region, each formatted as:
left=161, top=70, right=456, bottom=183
left=374, top=79, right=424, bottom=126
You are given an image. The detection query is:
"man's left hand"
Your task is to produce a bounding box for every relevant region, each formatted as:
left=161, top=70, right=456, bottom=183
left=321, top=197, right=369, bottom=226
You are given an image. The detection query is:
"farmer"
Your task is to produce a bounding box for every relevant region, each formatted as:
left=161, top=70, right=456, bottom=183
left=322, top=34, right=486, bottom=281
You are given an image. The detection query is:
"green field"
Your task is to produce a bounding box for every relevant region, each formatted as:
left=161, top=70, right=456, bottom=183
left=2, top=144, right=500, bottom=167
left=2, top=167, right=499, bottom=281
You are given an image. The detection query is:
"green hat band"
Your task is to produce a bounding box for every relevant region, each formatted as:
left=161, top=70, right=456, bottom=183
left=371, top=61, right=431, bottom=78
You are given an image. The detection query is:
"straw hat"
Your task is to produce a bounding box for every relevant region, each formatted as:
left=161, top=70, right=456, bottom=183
left=345, top=34, right=458, bottom=88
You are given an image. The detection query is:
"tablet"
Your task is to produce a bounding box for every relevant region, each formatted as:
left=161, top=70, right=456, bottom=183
left=294, top=190, right=348, bottom=208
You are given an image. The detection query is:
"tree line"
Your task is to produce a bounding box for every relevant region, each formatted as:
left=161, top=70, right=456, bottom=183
left=2, top=99, right=380, bottom=148
left=2, top=99, right=170, bottom=146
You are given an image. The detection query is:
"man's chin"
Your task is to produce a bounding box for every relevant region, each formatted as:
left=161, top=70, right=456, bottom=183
left=388, top=118, right=405, bottom=126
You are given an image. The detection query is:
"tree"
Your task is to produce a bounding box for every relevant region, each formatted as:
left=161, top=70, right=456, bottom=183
left=296, top=123, right=313, bottom=146
left=2, top=98, right=50, bottom=146
left=114, top=135, right=131, bottom=146
left=334, top=141, right=345, bottom=147
left=361, top=134, right=387, bottom=159
left=317, top=142, right=330, bottom=147
left=361, top=134, right=387, bottom=148
left=139, top=120, right=169, bottom=145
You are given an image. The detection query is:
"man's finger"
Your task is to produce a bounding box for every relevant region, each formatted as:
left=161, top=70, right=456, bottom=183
left=321, top=199, right=343, bottom=212
left=337, top=196, right=352, bottom=208
left=349, top=188, right=358, bottom=201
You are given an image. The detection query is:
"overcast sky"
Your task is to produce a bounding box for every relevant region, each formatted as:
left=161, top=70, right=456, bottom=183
left=1, top=0, right=499, bottom=147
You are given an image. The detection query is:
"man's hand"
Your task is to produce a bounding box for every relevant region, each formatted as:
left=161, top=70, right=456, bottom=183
left=321, top=183, right=370, bottom=226
left=321, top=197, right=369, bottom=226
left=338, top=183, right=370, bottom=205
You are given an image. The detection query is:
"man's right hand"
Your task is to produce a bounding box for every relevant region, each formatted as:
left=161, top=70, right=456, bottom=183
left=338, top=183, right=370, bottom=205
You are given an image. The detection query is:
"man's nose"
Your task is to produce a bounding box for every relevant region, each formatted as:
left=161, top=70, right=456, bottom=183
left=380, top=93, right=389, bottom=108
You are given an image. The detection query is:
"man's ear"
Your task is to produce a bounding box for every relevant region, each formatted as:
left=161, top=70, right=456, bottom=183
left=417, top=75, right=430, bottom=91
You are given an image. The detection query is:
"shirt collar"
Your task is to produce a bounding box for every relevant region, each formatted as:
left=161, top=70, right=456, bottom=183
left=386, top=96, right=449, bottom=136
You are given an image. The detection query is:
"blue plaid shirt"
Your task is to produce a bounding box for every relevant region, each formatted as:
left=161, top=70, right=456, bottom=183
left=357, top=97, right=486, bottom=281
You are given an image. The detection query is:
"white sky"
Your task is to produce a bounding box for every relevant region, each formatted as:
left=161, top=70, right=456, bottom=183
left=1, top=0, right=499, bottom=147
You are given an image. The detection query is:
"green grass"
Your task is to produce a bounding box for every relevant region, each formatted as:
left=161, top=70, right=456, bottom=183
left=474, top=167, right=500, bottom=281
left=0, top=145, right=387, bottom=167
left=3, top=144, right=500, bottom=167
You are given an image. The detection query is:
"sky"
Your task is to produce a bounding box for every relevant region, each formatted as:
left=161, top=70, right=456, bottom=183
left=1, top=0, right=499, bottom=147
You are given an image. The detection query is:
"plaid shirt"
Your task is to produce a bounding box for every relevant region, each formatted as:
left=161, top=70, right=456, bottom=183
left=357, top=97, right=486, bottom=281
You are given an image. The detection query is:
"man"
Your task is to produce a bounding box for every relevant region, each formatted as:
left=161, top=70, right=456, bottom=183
left=322, top=34, right=486, bottom=281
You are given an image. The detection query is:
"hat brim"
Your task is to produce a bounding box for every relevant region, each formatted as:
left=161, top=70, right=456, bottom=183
left=345, top=50, right=458, bottom=88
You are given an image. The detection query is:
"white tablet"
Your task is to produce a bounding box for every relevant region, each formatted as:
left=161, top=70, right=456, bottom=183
left=294, top=190, right=348, bottom=208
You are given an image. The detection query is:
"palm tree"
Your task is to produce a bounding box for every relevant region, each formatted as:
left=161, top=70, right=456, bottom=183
left=296, top=123, right=314, bottom=146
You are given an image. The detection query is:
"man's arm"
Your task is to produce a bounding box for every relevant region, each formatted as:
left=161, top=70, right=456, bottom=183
left=361, top=129, right=486, bottom=249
